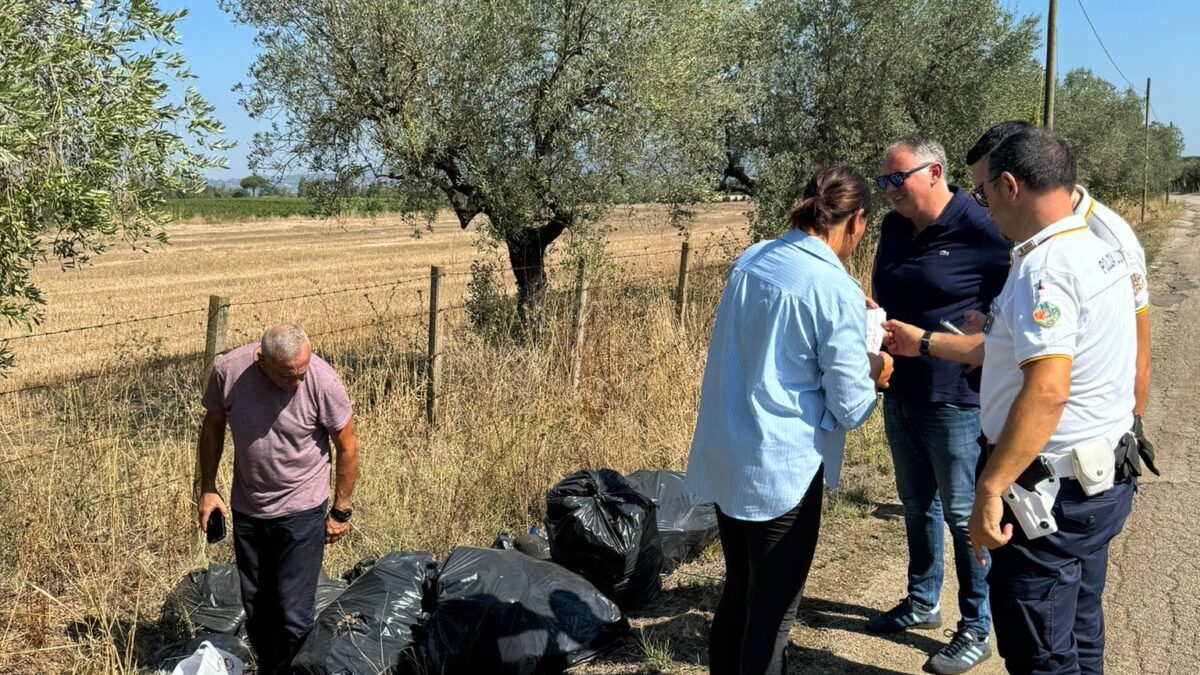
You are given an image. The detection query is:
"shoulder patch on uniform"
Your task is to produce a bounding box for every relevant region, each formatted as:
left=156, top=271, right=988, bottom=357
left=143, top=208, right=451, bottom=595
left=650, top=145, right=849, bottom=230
left=1032, top=301, right=1061, bottom=328
left=1131, top=273, right=1146, bottom=295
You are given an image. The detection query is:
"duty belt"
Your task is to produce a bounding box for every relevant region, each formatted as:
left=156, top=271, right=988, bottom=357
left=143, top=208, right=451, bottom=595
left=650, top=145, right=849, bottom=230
left=981, top=429, right=1142, bottom=490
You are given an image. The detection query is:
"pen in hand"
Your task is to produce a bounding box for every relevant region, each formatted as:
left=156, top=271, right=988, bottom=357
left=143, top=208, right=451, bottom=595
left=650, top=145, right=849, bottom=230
left=939, top=318, right=965, bottom=336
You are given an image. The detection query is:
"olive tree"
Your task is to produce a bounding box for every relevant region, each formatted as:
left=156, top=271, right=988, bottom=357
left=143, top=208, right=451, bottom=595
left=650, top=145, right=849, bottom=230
left=0, top=0, right=228, bottom=368
left=723, top=0, right=1042, bottom=244
left=225, top=0, right=742, bottom=315
left=1055, top=68, right=1184, bottom=202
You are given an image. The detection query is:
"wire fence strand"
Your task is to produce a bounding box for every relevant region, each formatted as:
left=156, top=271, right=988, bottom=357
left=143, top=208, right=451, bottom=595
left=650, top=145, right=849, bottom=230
left=3, top=308, right=206, bottom=342
left=230, top=274, right=433, bottom=308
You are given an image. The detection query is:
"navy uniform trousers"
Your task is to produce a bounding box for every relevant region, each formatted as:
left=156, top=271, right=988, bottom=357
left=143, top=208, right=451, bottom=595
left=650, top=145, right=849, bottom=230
left=988, top=476, right=1135, bottom=675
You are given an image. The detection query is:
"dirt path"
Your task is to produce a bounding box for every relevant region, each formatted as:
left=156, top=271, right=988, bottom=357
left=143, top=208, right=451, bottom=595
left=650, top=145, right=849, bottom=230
left=1104, top=194, right=1200, bottom=673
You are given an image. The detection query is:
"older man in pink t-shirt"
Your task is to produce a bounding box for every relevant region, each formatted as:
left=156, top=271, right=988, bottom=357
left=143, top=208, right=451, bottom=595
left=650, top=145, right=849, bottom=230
left=196, top=324, right=360, bottom=674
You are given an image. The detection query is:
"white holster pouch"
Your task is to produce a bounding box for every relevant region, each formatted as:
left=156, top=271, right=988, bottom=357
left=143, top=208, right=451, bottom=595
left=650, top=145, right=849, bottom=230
left=1003, top=479, right=1061, bottom=540
left=1070, top=436, right=1116, bottom=496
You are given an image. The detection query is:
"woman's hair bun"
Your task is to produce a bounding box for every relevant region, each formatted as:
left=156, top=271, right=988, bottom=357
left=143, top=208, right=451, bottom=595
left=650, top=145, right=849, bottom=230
left=788, top=166, right=870, bottom=236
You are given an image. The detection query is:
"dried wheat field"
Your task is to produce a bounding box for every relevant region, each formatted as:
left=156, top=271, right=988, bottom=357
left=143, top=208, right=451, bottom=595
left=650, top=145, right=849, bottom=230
left=3, top=203, right=750, bottom=386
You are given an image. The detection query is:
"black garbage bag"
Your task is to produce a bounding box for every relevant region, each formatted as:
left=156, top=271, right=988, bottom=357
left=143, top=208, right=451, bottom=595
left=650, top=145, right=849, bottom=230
left=313, top=572, right=348, bottom=617
left=143, top=633, right=254, bottom=673
left=624, top=469, right=719, bottom=573
left=423, top=547, right=627, bottom=674
left=545, top=469, right=663, bottom=611
left=492, top=531, right=518, bottom=551
left=491, top=529, right=552, bottom=561
left=291, top=552, right=436, bottom=675
left=162, top=563, right=245, bottom=635
left=341, top=556, right=378, bottom=585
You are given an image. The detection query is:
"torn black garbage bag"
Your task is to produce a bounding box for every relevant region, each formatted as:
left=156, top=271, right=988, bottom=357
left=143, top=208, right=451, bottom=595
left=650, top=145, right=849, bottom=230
left=161, top=563, right=245, bottom=635
left=545, top=469, right=663, bottom=610
left=144, top=633, right=254, bottom=673
left=291, top=551, right=436, bottom=675
left=625, top=469, right=719, bottom=573
left=423, top=547, right=627, bottom=674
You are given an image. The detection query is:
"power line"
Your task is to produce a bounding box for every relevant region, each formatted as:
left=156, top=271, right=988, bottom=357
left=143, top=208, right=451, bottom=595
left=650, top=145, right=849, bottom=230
left=1074, top=0, right=1139, bottom=92
left=1074, top=0, right=1164, bottom=126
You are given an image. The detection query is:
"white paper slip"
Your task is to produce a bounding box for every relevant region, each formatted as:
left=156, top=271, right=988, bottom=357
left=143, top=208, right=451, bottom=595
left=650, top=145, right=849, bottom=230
left=865, top=307, right=887, bottom=354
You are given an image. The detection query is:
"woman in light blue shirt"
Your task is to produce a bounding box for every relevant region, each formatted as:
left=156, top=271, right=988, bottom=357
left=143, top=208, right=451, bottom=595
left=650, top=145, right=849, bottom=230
left=687, top=166, right=892, bottom=674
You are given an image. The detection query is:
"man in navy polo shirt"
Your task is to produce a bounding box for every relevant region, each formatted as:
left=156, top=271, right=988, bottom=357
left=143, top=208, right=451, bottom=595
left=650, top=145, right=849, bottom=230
left=868, top=133, right=1011, bottom=674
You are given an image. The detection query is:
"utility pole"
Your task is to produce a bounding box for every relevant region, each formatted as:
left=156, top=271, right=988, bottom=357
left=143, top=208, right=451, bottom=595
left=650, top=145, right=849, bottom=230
left=1043, top=0, right=1057, bottom=128
left=1142, top=77, right=1151, bottom=224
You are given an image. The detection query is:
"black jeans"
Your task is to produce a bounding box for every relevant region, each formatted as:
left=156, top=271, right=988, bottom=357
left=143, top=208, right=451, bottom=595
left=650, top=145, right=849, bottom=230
left=711, top=466, right=824, bottom=675
left=232, top=501, right=326, bottom=674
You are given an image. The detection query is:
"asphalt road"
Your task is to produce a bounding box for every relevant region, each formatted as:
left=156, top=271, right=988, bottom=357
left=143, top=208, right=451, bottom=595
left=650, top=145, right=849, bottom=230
left=1104, top=194, right=1200, bottom=674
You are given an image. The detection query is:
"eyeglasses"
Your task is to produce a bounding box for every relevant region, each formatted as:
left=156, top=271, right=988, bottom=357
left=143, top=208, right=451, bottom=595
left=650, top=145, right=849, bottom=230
left=875, top=163, right=932, bottom=191
left=971, top=176, right=1001, bottom=208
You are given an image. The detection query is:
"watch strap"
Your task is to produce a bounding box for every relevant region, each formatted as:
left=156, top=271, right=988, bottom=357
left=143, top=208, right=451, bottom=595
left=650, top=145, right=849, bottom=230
left=919, top=330, right=933, bottom=356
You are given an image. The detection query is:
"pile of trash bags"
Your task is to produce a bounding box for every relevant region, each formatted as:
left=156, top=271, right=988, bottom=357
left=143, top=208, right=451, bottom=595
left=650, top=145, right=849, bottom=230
left=147, top=468, right=718, bottom=674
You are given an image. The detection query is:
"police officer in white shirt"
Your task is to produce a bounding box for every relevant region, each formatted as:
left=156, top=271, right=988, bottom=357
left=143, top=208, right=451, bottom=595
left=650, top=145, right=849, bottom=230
left=965, top=121, right=1157, bottom=465
left=884, top=128, right=1142, bottom=674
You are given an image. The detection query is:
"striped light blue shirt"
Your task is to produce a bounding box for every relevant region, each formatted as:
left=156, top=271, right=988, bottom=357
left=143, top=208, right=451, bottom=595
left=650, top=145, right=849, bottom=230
left=686, top=229, right=879, bottom=521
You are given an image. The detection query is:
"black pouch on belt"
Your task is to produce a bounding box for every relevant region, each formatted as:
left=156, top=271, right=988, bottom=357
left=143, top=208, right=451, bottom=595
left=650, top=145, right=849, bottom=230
left=1132, top=415, right=1161, bottom=476
left=1114, top=431, right=1143, bottom=480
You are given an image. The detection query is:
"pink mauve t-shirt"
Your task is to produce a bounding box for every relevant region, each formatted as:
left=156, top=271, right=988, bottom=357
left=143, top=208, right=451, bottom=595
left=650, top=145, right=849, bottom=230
left=202, top=343, right=353, bottom=518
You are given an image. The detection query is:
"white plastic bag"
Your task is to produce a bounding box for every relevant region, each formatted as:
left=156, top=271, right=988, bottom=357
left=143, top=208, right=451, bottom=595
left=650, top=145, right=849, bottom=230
left=171, top=640, right=245, bottom=675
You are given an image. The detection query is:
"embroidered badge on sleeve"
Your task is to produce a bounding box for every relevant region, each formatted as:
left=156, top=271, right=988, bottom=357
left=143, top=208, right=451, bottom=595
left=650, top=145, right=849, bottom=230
left=1032, top=301, right=1061, bottom=328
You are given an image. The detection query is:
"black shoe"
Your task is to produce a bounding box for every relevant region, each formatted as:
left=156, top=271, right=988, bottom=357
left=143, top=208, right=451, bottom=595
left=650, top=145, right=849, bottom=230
left=924, top=627, right=992, bottom=674
left=866, top=597, right=942, bottom=633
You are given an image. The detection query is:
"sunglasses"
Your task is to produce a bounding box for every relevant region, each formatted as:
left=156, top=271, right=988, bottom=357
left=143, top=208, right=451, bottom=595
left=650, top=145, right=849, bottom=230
left=875, top=163, right=932, bottom=191
left=971, top=175, right=1001, bottom=208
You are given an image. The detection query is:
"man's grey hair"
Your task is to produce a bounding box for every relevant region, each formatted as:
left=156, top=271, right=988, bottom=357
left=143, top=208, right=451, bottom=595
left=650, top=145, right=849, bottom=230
left=885, top=133, right=949, bottom=182
left=260, top=324, right=309, bottom=360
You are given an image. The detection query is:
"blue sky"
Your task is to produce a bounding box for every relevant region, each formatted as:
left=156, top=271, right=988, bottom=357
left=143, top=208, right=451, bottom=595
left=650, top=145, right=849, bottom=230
left=168, top=0, right=1200, bottom=179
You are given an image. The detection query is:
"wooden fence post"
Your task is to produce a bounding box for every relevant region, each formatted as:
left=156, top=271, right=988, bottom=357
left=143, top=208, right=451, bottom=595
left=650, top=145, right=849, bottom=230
left=675, top=242, right=691, bottom=325
left=426, top=266, right=443, bottom=427
left=569, top=259, right=589, bottom=393
left=203, top=295, right=230, bottom=377
left=196, top=295, right=229, bottom=561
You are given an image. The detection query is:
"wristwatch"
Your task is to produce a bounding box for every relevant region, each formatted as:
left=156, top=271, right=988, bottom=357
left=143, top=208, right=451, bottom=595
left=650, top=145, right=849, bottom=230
left=919, top=330, right=933, bottom=357
left=329, top=506, right=353, bottom=523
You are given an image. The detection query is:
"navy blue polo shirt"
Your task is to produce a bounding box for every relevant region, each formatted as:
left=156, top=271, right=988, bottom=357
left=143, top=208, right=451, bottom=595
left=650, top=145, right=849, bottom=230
left=872, top=186, right=1012, bottom=406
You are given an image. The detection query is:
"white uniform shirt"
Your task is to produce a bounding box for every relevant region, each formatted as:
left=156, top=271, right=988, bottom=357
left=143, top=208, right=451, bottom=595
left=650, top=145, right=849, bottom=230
left=981, top=215, right=1136, bottom=454
left=1075, top=185, right=1150, bottom=313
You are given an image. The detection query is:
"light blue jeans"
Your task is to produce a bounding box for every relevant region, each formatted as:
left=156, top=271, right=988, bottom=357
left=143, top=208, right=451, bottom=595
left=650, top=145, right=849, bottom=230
left=883, top=396, right=991, bottom=636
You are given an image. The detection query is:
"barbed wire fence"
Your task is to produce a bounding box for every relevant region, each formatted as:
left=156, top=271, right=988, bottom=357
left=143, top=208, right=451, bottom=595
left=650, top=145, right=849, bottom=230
left=0, top=241, right=740, bottom=523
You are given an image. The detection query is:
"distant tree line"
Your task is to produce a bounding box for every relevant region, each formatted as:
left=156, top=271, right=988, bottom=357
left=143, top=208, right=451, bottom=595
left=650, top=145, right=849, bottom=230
left=1175, top=158, right=1200, bottom=194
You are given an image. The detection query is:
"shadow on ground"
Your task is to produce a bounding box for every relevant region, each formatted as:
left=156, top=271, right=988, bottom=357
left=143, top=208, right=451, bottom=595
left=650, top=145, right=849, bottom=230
left=589, top=576, right=934, bottom=674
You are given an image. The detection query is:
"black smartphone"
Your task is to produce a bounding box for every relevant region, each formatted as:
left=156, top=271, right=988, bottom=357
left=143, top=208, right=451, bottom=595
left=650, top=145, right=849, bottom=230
left=207, top=510, right=227, bottom=544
